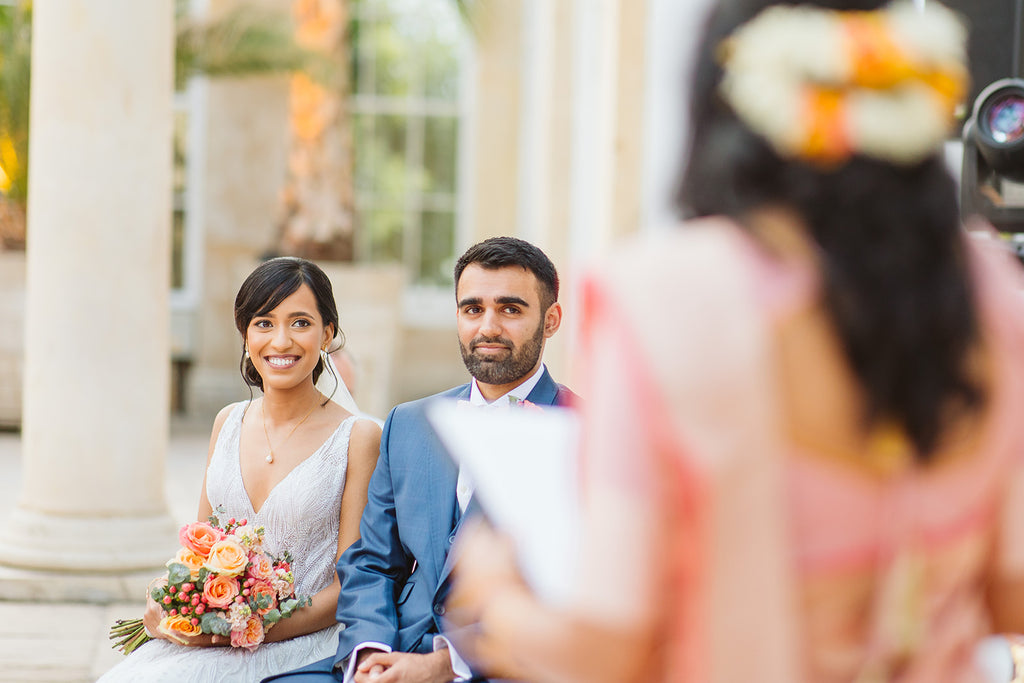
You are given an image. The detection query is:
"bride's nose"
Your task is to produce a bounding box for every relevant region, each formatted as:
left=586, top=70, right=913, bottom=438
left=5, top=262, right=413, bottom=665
left=270, top=324, right=292, bottom=350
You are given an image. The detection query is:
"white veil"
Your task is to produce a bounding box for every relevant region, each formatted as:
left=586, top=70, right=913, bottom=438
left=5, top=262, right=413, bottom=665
left=315, top=348, right=382, bottom=425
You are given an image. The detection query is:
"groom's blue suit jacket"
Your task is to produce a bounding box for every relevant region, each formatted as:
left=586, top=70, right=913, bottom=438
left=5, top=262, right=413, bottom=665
left=335, top=369, right=575, bottom=670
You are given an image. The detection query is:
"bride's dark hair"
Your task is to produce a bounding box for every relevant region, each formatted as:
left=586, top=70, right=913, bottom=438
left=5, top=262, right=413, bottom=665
left=234, top=257, right=344, bottom=400
left=677, top=0, right=985, bottom=460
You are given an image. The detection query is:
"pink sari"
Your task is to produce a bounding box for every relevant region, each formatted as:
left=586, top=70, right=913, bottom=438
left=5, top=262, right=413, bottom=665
left=573, top=218, right=1024, bottom=682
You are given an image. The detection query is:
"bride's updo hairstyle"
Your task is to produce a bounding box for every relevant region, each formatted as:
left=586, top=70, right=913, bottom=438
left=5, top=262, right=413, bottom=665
left=678, top=0, right=984, bottom=461
left=233, top=257, right=343, bottom=397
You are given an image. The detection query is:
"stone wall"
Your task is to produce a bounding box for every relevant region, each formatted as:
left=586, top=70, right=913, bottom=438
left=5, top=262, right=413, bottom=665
left=0, top=252, right=24, bottom=428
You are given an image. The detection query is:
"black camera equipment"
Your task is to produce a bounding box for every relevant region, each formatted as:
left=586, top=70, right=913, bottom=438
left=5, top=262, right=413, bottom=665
left=954, top=0, right=1024, bottom=261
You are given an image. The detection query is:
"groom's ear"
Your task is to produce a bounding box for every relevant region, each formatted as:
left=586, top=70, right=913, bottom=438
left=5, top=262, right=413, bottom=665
left=543, top=302, right=562, bottom=338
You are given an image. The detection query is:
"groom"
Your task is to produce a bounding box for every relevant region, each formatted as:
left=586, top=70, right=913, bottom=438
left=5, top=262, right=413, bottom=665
left=266, top=237, right=577, bottom=683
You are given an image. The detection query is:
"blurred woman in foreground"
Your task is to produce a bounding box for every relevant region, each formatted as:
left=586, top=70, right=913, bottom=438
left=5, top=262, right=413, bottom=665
left=448, top=1, right=1024, bottom=681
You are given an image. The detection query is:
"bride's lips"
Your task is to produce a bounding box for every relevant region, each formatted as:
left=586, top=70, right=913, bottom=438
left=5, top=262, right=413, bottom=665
left=264, top=355, right=300, bottom=369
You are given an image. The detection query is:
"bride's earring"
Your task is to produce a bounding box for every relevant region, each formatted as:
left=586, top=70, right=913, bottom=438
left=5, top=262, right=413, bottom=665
left=244, top=346, right=250, bottom=359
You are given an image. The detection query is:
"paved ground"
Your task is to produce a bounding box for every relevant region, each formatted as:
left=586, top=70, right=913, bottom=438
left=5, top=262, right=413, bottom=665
left=0, top=420, right=212, bottom=682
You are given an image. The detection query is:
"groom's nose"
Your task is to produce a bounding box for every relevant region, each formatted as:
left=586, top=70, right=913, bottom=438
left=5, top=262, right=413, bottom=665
left=478, top=310, right=502, bottom=337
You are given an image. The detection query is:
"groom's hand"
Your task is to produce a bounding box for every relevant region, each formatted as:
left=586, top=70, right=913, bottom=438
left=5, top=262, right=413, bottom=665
left=354, top=650, right=455, bottom=683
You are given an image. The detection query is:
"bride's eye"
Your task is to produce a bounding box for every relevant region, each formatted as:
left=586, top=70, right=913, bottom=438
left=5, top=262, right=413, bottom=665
left=292, top=319, right=312, bottom=328
left=252, top=319, right=273, bottom=329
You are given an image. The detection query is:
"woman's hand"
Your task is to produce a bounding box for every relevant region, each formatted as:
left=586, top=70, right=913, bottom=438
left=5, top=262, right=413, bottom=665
left=449, top=521, right=526, bottom=623
left=447, top=521, right=532, bottom=678
left=141, top=595, right=229, bottom=648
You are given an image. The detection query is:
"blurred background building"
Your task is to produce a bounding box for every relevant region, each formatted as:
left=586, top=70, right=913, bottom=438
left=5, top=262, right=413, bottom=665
left=0, top=0, right=717, bottom=427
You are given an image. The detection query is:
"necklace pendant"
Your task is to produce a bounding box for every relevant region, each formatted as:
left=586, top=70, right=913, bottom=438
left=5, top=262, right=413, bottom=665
left=266, top=453, right=274, bottom=464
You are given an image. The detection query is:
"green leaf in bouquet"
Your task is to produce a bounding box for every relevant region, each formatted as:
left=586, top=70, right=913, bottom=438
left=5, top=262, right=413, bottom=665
left=200, top=612, right=231, bottom=636
left=262, top=608, right=282, bottom=624
left=278, top=598, right=300, bottom=617
left=166, top=562, right=192, bottom=585
left=252, top=591, right=273, bottom=611
left=197, top=567, right=210, bottom=584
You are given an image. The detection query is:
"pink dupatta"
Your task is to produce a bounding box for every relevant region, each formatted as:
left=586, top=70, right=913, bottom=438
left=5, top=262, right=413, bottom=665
left=575, top=219, right=802, bottom=682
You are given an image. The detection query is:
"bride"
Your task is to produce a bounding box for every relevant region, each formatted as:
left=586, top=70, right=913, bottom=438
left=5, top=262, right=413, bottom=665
left=99, top=257, right=381, bottom=682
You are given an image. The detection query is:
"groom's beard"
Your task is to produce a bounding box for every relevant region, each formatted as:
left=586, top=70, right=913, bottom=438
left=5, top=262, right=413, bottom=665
left=460, top=321, right=544, bottom=387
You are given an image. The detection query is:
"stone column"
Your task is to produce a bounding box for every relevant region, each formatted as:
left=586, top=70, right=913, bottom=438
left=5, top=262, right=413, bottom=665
left=0, top=0, right=179, bottom=600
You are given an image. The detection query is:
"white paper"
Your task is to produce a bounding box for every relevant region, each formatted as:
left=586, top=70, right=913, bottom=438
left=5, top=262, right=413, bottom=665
left=426, top=400, right=581, bottom=605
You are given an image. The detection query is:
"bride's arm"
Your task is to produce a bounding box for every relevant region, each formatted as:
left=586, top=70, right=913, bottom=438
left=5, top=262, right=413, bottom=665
left=143, top=404, right=237, bottom=647
left=263, top=417, right=382, bottom=642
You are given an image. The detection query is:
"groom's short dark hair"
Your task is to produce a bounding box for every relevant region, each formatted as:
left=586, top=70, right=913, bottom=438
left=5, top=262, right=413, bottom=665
left=453, top=237, right=559, bottom=311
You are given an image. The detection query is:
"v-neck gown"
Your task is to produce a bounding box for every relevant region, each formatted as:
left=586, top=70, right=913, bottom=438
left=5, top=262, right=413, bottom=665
left=98, top=402, right=353, bottom=683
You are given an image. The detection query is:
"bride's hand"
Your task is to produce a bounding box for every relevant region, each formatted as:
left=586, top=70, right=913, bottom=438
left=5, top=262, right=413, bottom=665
left=142, top=595, right=229, bottom=648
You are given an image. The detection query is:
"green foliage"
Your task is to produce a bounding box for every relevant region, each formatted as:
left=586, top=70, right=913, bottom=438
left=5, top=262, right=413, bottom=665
left=175, top=5, right=327, bottom=91
left=200, top=612, right=231, bottom=636
left=0, top=1, right=32, bottom=201
left=166, top=562, right=193, bottom=585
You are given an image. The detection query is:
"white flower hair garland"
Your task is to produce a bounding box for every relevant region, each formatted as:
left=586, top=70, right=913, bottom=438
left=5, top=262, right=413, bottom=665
left=718, top=1, right=968, bottom=165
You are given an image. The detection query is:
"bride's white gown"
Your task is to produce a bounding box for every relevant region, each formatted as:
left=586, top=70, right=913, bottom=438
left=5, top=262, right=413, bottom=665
left=99, top=402, right=355, bottom=683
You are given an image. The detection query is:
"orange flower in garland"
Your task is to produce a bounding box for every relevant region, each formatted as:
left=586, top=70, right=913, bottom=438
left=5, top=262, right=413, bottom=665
left=719, top=1, right=968, bottom=166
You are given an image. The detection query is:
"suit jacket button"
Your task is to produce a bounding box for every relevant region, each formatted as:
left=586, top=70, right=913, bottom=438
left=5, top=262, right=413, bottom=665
left=434, top=603, right=446, bottom=616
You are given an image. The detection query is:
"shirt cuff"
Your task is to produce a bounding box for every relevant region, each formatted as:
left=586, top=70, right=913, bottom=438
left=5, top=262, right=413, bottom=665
left=433, top=634, right=472, bottom=681
left=339, top=642, right=392, bottom=683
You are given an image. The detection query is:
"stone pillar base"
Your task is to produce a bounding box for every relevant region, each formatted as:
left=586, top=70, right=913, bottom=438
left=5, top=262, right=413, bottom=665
left=0, top=564, right=157, bottom=604
left=0, top=507, right=179, bottom=596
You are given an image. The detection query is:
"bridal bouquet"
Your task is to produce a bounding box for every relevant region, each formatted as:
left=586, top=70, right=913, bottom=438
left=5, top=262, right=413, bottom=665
left=109, top=507, right=311, bottom=654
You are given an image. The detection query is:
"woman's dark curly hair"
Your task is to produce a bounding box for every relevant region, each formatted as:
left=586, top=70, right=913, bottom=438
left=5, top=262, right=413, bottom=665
left=677, top=0, right=985, bottom=460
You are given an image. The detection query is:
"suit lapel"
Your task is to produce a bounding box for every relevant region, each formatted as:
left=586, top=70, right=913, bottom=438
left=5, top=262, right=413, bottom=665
left=425, top=384, right=471, bottom=586
left=525, top=367, right=559, bottom=406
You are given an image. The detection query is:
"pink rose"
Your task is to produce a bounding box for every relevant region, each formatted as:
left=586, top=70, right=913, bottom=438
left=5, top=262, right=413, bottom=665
left=247, top=553, right=273, bottom=582
left=202, top=574, right=240, bottom=609
left=179, top=522, right=225, bottom=558
left=231, top=614, right=265, bottom=651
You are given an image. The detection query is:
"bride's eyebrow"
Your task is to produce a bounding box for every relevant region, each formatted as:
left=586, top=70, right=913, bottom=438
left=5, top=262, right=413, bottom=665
left=286, top=311, right=316, bottom=319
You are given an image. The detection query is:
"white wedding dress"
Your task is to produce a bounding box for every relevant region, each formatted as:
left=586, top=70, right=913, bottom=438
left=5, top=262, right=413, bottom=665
left=98, top=402, right=354, bottom=683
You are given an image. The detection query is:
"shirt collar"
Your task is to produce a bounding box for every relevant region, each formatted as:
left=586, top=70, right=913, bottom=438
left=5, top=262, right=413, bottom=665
left=468, top=363, right=546, bottom=407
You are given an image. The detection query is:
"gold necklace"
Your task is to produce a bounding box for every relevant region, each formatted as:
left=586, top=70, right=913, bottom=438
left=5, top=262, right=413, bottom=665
left=261, top=395, right=320, bottom=464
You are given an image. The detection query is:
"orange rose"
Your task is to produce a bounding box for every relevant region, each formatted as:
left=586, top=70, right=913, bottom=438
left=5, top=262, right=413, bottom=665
left=204, top=539, right=249, bottom=577
left=159, top=614, right=201, bottom=643
left=247, top=553, right=273, bottom=582
left=179, top=522, right=225, bottom=558
left=250, top=580, right=278, bottom=616
left=231, top=614, right=265, bottom=651
left=173, top=547, right=206, bottom=580
left=202, top=574, right=240, bottom=609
